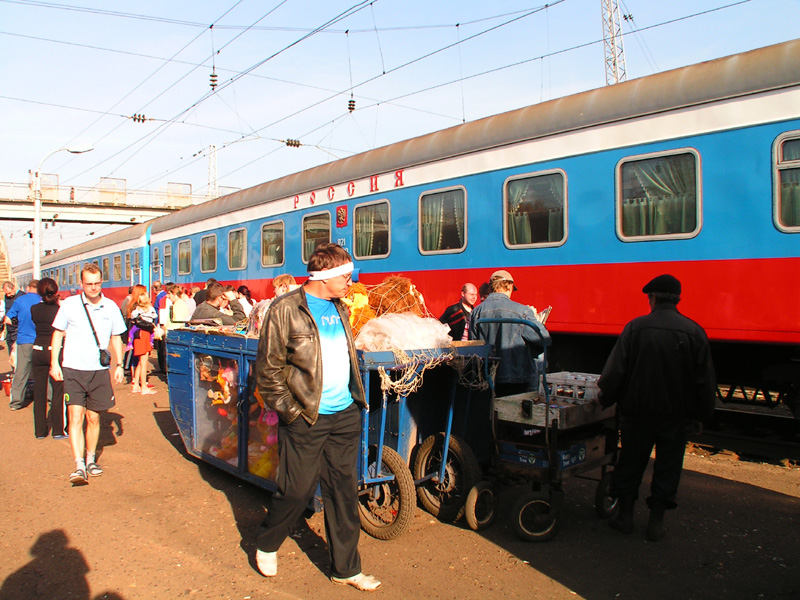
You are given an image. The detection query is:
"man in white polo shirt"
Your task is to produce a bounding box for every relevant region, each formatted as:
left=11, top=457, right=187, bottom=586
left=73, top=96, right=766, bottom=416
left=50, top=264, right=126, bottom=486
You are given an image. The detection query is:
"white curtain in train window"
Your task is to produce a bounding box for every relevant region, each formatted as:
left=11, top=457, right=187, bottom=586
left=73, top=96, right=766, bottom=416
left=621, top=153, right=696, bottom=236
left=780, top=139, right=800, bottom=227
left=420, top=189, right=464, bottom=251
left=261, top=224, right=283, bottom=266
left=355, top=203, right=389, bottom=257
left=355, top=206, right=376, bottom=256
left=506, top=173, right=564, bottom=245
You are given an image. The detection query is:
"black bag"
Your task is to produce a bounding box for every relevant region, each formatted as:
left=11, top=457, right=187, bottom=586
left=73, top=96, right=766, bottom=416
left=122, top=349, right=134, bottom=370
left=99, top=349, right=112, bottom=367
left=132, top=316, right=155, bottom=332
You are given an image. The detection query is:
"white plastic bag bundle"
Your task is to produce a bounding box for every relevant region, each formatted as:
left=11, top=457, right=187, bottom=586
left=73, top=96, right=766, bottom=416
left=355, top=312, right=452, bottom=351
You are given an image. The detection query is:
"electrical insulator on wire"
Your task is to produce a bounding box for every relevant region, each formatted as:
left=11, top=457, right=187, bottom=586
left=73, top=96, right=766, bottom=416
left=348, top=98, right=356, bottom=112
left=210, top=70, right=218, bottom=90
left=132, top=113, right=147, bottom=123
left=285, top=139, right=301, bottom=148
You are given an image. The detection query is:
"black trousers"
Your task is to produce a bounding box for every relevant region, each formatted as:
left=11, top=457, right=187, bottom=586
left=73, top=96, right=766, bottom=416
left=610, top=416, right=687, bottom=509
left=155, top=337, right=166, bottom=373
left=256, top=403, right=362, bottom=579
left=31, top=346, right=65, bottom=438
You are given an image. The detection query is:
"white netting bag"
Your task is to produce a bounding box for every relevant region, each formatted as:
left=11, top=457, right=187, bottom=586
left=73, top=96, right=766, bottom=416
left=355, top=312, right=452, bottom=352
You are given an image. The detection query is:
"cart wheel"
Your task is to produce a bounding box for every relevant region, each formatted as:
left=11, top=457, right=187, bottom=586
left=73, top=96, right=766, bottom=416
left=511, top=490, right=559, bottom=542
left=464, top=481, right=497, bottom=531
left=358, top=446, right=416, bottom=541
left=413, top=433, right=481, bottom=522
left=594, top=471, right=618, bottom=519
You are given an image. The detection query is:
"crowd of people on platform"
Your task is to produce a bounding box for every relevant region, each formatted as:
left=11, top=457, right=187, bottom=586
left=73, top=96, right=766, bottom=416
left=1, top=258, right=714, bottom=589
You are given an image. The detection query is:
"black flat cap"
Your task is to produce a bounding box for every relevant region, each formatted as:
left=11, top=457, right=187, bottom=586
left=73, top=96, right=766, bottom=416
left=642, top=274, right=681, bottom=295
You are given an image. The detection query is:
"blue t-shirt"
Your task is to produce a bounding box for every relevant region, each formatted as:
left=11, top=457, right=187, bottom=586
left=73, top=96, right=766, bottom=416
left=6, top=292, right=41, bottom=344
left=305, top=293, right=354, bottom=414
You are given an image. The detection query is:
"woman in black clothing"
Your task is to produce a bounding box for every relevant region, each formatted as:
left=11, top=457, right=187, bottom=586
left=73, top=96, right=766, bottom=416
left=30, top=278, right=65, bottom=439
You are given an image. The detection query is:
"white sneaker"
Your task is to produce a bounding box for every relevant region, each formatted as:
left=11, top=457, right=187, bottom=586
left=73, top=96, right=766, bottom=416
left=331, top=572, right=382, bottom=592
left=255, top=550, right=277, bottom=577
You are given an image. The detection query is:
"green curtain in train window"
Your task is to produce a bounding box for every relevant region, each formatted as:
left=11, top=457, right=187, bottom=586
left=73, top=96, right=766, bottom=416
left=355, top=203, right=389, bottom=257
left=780, top=140, right=800, bottom=227
left=621, top=154, right=697, bottom=236
left=421, top=194, right=445, bottom=251
left=506, top=174, right=564, bottom=245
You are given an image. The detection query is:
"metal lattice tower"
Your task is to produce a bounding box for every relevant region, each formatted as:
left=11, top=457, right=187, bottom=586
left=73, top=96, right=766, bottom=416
left=602, top=0, right=627, bottom=85
left=207, top=144, right=219, bottom=202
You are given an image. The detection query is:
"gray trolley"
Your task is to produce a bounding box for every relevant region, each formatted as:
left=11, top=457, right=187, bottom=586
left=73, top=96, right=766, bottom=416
left=466, top=317, right=619, bottom=542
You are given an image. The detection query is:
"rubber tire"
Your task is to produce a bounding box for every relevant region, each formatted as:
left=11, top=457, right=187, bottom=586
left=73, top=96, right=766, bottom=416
left=358, top=446, right=416, bottom=541
left=594, top=471, right=619, bottom=519
left=413, top=433, right=481, bottom=522
left=512, top=490, right=559, bottom=542
left=464, top=481, right=497, bottom=531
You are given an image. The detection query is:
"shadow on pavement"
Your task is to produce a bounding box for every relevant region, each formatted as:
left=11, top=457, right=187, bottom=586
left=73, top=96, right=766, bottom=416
left=150, top=409, right=330, bottom=578
left=0, top=529, right=126, bottom=600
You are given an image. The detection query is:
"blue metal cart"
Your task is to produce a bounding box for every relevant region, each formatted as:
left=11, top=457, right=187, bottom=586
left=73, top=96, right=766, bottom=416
left=166, top=329, right=488, bottom=540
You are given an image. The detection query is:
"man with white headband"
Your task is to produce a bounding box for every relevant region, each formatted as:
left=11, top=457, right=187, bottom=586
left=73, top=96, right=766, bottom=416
left=253, top=243, right=380, bottom=592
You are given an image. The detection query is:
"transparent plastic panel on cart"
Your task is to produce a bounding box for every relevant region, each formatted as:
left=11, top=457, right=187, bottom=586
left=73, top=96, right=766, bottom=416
left=194, top=354, right=239, bottom=466
left=246, top=360, right=279, bottom=481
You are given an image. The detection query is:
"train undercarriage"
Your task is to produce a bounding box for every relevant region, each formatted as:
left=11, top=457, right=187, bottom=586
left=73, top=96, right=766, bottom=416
left=549, top=334, right=800, bottom=422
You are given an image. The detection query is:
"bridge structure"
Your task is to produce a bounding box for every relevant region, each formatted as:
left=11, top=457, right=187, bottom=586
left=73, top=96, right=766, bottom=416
left=0, top=178, right=218, bottom=225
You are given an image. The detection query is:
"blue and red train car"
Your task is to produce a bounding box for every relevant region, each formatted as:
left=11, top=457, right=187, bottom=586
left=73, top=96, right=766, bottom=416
left=18, top=39, right=800, bottom=414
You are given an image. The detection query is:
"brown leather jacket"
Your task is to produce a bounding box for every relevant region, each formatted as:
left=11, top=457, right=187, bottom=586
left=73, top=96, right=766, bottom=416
left=254, top=286, right=366, bottom=425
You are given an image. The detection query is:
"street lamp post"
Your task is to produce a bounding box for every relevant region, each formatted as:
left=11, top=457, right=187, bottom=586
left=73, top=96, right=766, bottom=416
left=33, top=144, right=93, bottom=279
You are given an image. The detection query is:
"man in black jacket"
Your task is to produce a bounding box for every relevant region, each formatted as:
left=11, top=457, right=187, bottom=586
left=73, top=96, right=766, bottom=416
left=438, top=283, right=477, bottom=341
left=598, top=274, right=716, bottom=541
left=252, top=243, right=379, bottom=591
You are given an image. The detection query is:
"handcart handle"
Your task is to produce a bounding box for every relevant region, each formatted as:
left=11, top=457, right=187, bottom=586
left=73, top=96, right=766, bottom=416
left=473, top=317, right=552, bottom=347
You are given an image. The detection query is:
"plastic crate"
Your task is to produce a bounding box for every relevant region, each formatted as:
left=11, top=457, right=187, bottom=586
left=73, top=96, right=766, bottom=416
left=541, top=372, right=600, bottom=401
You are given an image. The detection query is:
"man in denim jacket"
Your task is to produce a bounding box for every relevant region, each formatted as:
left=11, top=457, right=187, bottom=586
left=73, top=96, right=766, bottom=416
left=469, top=270, right=550, bottom=397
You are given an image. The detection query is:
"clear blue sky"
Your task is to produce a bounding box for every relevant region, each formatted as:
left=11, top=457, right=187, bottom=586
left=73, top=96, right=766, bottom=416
left=2, top=0, right=798, bottom=267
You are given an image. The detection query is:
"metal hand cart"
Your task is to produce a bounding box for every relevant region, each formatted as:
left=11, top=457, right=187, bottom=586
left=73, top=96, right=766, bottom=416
left=356, top=343, right=488, bottom=539
left=465, top=318, right=619, bottom=542
left=166, top=329, right=487, bottom=541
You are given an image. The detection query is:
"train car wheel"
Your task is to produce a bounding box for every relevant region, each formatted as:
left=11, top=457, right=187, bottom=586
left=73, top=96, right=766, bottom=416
left=464, top=480, right=497, bottom=531
left=413, top=433, right=481, bottom=523
left=594, top=471, right=619, bottom=519
left=358, top=446, right=416, bottom=541
left=512, top=490, right=559, bottom=542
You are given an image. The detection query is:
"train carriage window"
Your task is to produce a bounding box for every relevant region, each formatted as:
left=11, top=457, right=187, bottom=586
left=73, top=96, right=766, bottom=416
left=302, top=213, right=331, bottom=263
left=261, top=222, right=285, bottom=267
left=354, top=201, right=390, bottom=259
left=504, top=170, right=566, bottom=247
left=178, top=240, right=192, bottom=275
left=68, top=265, right=74, bottom=286
left=617, top=150, right=700, bottom=240
left=775, top=133, right=800, bottom=230
left=163, top=244, right=172, bottom=278
left=124, top=253, right=131, bottom=281
left=61, top=267, right=66, bottom=286
left=101, top=258, right=110, bottom=282
left=228, top=228, right=247, bottom=270
left=201, top=235, right=217, bottom=273
left=113, top=255, right=121, bottom=281
left=419, top=187, right=467, bottom=254
left=133, top=253, right=140, bottom=281
left=152, top=246, right=160, bottom=278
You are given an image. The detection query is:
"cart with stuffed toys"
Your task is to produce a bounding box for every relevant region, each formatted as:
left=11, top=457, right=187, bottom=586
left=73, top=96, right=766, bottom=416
left=165, top=275, right=491, bottom=541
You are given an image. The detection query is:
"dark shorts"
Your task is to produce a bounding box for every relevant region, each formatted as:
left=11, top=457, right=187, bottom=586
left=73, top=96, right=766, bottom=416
left=63, top=367, right=116, bottom=412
